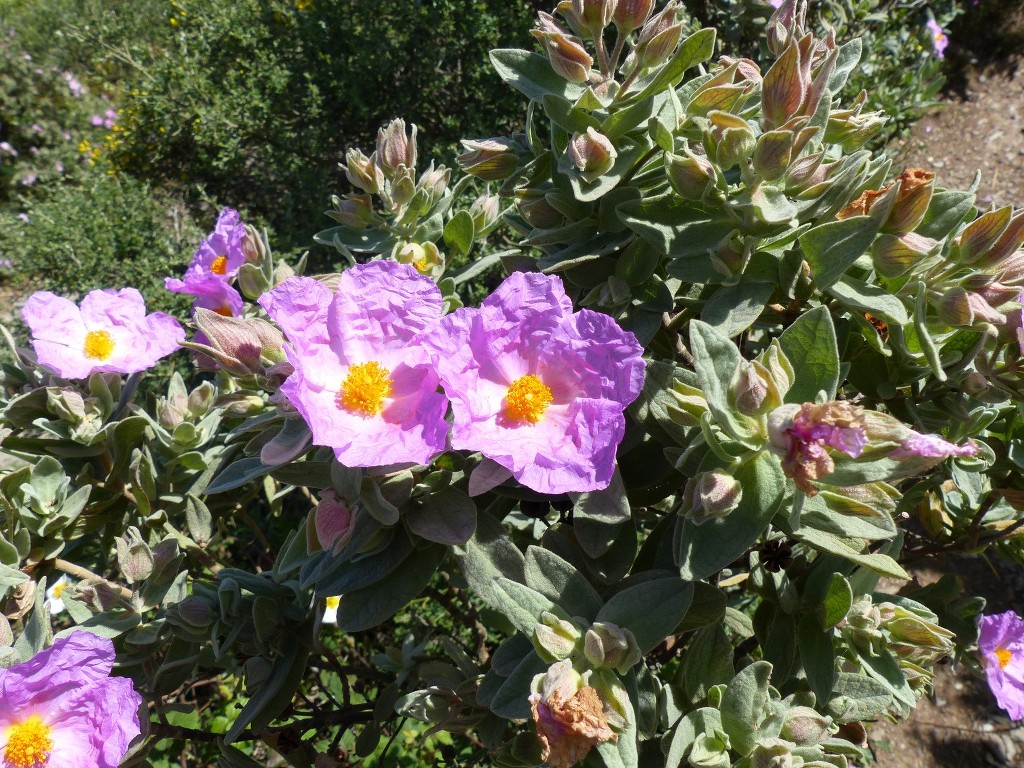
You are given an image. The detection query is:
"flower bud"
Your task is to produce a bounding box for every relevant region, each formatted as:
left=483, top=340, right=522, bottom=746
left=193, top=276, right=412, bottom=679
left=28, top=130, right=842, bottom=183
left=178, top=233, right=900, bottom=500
left=186, top=381, right=216, bottom=417
left=194, top=310, right=286, bottom=377
left=780, top=706, right=833, bottom=745
left=532, top=29, right=593, bottom=83
left=177, top=595, right=215, bottom=629
left=553, top=1, right=588, bottom=37
left=961, top=371, right=991, bottom=397
left=998, top=250, right=1024, bottom=286
left=749, top=738, right=796, bottom=768
left=632, top=1, right=683, bottom=70
left=217, top=393, right=266, bottom=416
left=376, top=118, right=417, bottom=177
left=706, top=111, right=756, bottom=170
left=534, top=611, right=582, bottom=661
left=345, top=148, right=384, bottom=193
left=962, top=275, right=1020, bottom=307
left=157, top=399, right=186, bottom=429
left=761, top=40, right=807, bottom=130
left=681, top=470, right=744, bottom=525
left=517, top=189, right=565, bottom=229
left=613, top=0, right=654, bottom=33
left=732, top=361, right=775, bottom=415
left=327, top=194, right=374, bottom=228
left=665, top=150, right=715, bottom=200
left=242, top=224, right=266, bottom=263
left=470, top=191, right=502, bottom=233
left=417, top=163, right=451, bottom=201
left=583, top=622, right=642, bottom=673
left=394, top=240, right=444, bottom=278
left=975, top=209, right=1024, bottom=270
left=388, top=166, right=417, bottom=209
left=313, top=489, right=356, bottom=554
left=569, top=128, right=617, bottom=182
left=573, top=0, right=615, bottom=37
left=766, top=0, right=804, bottom=57
left=688, top=730, right=731, bottom=768
left=870, top=232, right=937, bottom=278
left=938, top=287, right=1007, bottom=328
left=116, top=526, right=153, bottom=584
left=236, top=262, right=272, bottom=301
left=457, top=138, right=521, bottom=181
left=760, top=340, right=795, bottom=398
left=884, top=168, right=935, bottom=234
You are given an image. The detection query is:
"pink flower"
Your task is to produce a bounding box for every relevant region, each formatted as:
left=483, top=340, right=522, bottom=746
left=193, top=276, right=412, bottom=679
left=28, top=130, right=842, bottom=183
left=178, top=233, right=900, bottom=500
left=429, top=272, right=645, bottom=494
left=259, top=262, right=449, bottom=468
left=22, top=288, right=184, bottom=379
left=891, top=430, right=978, bottom=459
left=90, top=114, right=104, bottom=127
left=0, top=632, right=142, bottom=768
left=769, top=401, right=867, bottom=496
left=979, top=611, right=1024, bottom=720
left=926, top=19, right=948, bottom=58
left=165, top=208, right=247, bottom=299
left=191, top=279, right=245, bottom=318
left=0, top=141, right=17, bottom=157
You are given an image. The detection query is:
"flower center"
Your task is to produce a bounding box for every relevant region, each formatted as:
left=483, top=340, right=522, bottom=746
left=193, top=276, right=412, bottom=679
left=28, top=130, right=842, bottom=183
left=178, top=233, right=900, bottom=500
left=210, top=256, right=229, bottom=275
left=83, top=330, right=115, bottom=360
left=338, top=361, right=393, bottom=416
left=325, top=596, right=340, bottom=610
left=5, top=716, right=53, bottom=768
left=213, top=305, right=233, bottom=317
left=504, top=374, right=553, bottom=423
left=997, top=647, right=1013, bottom=669
left=51, top=583, right=66, bottom=600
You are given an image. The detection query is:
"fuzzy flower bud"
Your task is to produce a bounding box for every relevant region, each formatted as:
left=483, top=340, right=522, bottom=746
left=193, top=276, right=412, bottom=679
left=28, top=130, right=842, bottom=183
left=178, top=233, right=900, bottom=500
left=569, top=128, right=617, bottom=183
left=688, top=730, right=731, bottom=768
left=583, top=622, right=642, bottom=673
left=707, top=111, right=756, bottom=170
left=938, top=287, right=1007, bottom=328
left=613, top=0, right=653, bottom=33
left=780, top=706, right=833, bottom=745
left=632, top=1, right=683, bottom=70
left=242, top=224, right=266, bottom=263
left=870, top=232, right=937, bottom=278
left=535, top=611, right=583, bottom=661
left=665, top=150, right=715, bottom=200
left=417, top=163, right=451, bottom=201
left=681, top=470, right=744, bottom=525
left=328, top=194, right=374, bottom=229
left=457, top=138, right=521, bottom=181
left=518, top=189, right=565, bottom=229
left=345, top=148, right=384, bottom=193
left=376, top=118, right=417, bottom=177
left=470, top=191, right=502, bottom=233
left=884, top=168, right=935, bottom=235
left=573, top=0, right=615, bottom=37
left=732, top=361, right=778, bottom=415
left=532, top=28, right=594, bottom=83
left=313, top=489, right=356, bottom=554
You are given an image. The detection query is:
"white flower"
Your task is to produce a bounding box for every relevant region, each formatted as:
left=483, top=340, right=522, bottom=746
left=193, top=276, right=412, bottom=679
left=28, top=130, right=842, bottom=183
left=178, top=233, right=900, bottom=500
left=323, top=595, right=341, bottom=625
left=46, top=575, right=71, bottom=615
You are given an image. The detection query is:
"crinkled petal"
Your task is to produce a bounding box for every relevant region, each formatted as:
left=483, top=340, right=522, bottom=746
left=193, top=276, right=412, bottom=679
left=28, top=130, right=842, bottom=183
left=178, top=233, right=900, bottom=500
left=544, top=308, right=645, bottom=403
left=329, top=261, right=443, bottom=361
left=79, top=288, right=147, bottom=328
left=892, top=431, right=978, bottom=459
left=21, top=292, right=85, bottom=344
left=259, top=276, right=332, bottom=348
left=482, top=271, right=573, bottom=323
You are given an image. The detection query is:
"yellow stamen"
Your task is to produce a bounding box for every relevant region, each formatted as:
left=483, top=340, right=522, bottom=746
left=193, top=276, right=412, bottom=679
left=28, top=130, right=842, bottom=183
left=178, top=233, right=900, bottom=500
left=51, top=583, right=66, bottom=600
left=413, top=258, right=431, bottom=274
left=325, top=596, right=340, bottom=610
left=504, top=374, right=553, bottom=423
left=5, top=715, right=53, bottom=768
left=213, top=305, right=233, bottom=317
left=997, top=647, right=1013, bottom=669
left=83, top=330, right=115, bottom=360
left=210, top=256, right=228, bottom=275
left=338, top=361, right=393, bottom=417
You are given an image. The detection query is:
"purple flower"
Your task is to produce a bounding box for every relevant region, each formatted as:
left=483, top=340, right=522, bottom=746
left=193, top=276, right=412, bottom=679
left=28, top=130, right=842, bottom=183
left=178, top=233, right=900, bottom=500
left=19, top=171, right=37, bottom=186
left=22, top=288, right=185, bottom=379
left=429, top=272, right=645, bottom=494
left=891, top=430, right=978, bottom=459
left=90, top=114, right=104, bottom=127
left=0, top=632, right=142, bottom=768
left=0, top=141, right=17, bottom=157
left=769, top=0, right=783, bottom=7
left=259, top=262, right=449, bottom=468
left=62, top=72, right=85, bottom=97
left=31, top=123, right=43, bottom=134
left=191, top=279, right=244, bottom=318
left=979, top=611, right=1024, bottom=720
left=0, top=258, right=13, bottom=269
left=16, top=213, right=29, bottom=223
left=926, top=19, right=948, bottom=58
left=165, top=208, right=247, bottom=299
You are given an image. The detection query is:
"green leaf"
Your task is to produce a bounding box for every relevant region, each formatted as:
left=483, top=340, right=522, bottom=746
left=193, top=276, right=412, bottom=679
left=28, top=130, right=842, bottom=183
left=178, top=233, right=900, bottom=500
left=335, top=544, right=445, bottom=631
left=313, top=529, right=413, bottom=596
left=602, top=94, right=659, bottom=140
left=680, top=623, right=734, bottom=702
left=800, top=216, right=878, bottom=288
left=452, top=509, right=526, bottom=608
left=778, top=306, right=840, bottom=402
left=828, top=672, right=894, bottom=721
left=207, top=457, right=269, bottom=495
left=542, top=93, right=601, bottom=134
left=821, top=572, right=854, bottom=630
left=491, top=578, right=556, bottom=636
left=793, top=527, right=910, bottom=580
left=489, top=49, right=584, bottom=103
left=918, top=189, right=975, bottom=240
left=490, top=651, right=548, bottom=719
left=678, top=453, right=786, bottom=581
left=665, top=707, right=723, bottom=768
left=524, top=546, right=603, bottom=619
left=405, top=487, right=477, bottom=545
left=826, top=274, right=909, bottom=326
left=719, top=661, right=772, bottom=756
left=597, top=578, right=693, bottom=653
left=614, top=239, right=661, bottom=287
left=225, top=645, right=310, bottom=743
left=443, top=210, right=476, bottom=257
left=619, top=193, right=736, bottom=261
left=798, top=613, right=836, bottom=705
left=572, top=466, right=631, bottom=558
left=687, top=320, right=751, bottom=440
left=700, top=281, right=775, bottom=337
